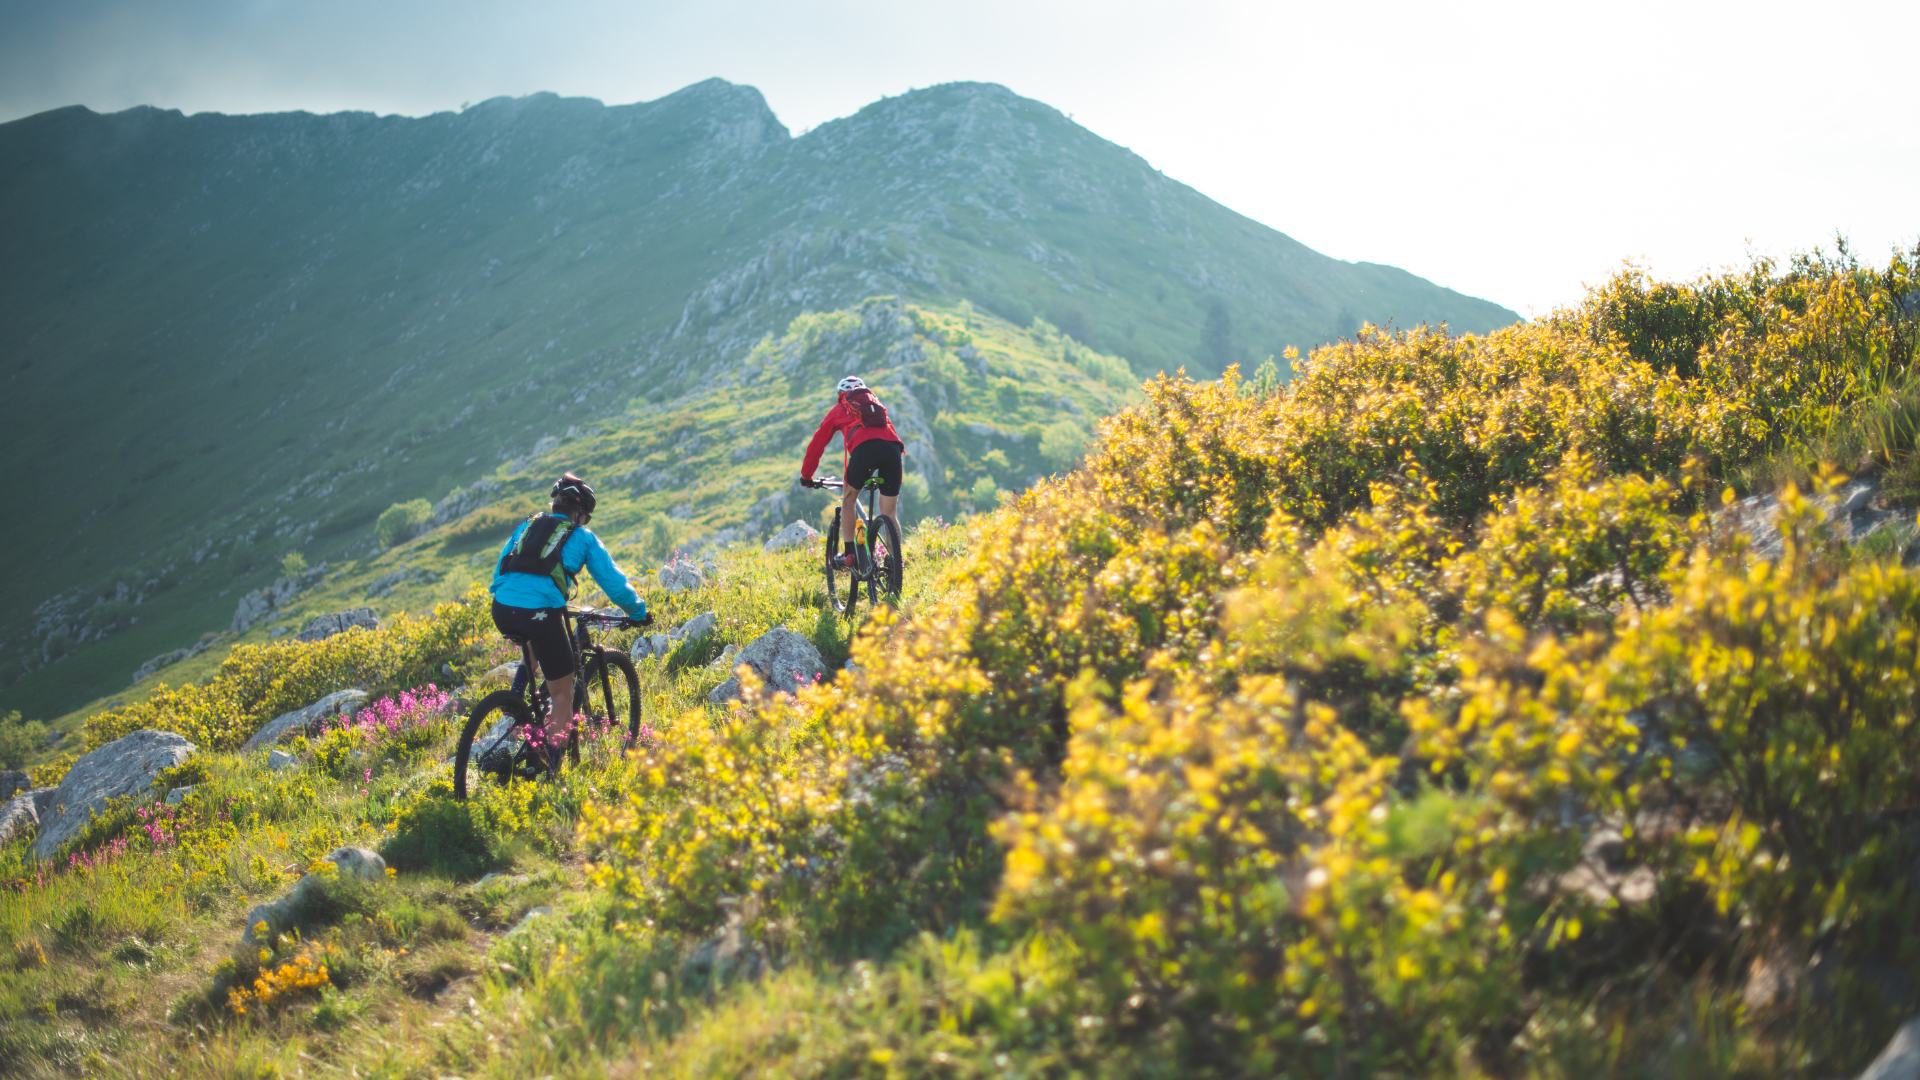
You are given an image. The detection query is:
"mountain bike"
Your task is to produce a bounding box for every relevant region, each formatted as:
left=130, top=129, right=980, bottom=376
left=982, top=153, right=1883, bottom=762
left=453, top=607, right=649, bottom=800
left=813, top=475, right=903, bottom=617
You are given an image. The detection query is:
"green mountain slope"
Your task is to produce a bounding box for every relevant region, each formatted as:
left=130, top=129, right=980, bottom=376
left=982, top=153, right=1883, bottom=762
left=0, top=78, right=1516, bottom=720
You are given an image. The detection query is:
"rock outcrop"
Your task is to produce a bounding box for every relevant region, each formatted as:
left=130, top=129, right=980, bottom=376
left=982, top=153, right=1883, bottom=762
left=241, top=689, right=368, bottom=751
left=131, top=637, right=215, bottom=684
left=243, top=845, right=388, bottom=944
left=659, top=558, right=708, bottom=593
left=763, top=519, right=822, bottom=553
left=706, top=628, right=826, bottom=704
left=0, top=770, right=26, bottom=800
left=297, top=607, right=380, bottom=642
left=32, top=730, right=196, bottom=860
left=630, top=611, right=720, bottom=662
left=1721, top=476, right=1920, bottom=564
left=0, top=789, right=46, bottom=846
left=230, top=566, right=328, bottom=634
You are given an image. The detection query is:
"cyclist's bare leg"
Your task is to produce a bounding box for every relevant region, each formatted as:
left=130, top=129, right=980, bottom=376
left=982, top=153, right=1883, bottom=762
left=878, top=493, right=899, bottom=522
left=545, top=674, right=575, bottom=746
left=840, top=489, right=859, bottom=544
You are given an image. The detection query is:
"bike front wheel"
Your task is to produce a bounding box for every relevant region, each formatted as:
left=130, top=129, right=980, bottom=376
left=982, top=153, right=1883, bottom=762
left=824, top=513, right=859, bottom=618
left=867, top=514, right=903, bottom=605
left=453, top=690, right=551, bottom=800
left=575, top=648, right=642, bottom=760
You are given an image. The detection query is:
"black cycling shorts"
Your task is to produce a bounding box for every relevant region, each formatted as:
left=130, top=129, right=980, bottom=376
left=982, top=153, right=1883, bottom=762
left=845, top=439, right=904, bottom=497
left=491, top=601, right=576, bottom=681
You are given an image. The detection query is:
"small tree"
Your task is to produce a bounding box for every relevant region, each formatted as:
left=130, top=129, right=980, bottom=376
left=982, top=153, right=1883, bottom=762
left=1039, top=419, right=1088, bottom=472
left=0, top=710, right=49, bottom=771
left=375, top=499, right=433, bottom=549
left=280, top=551, right=309, bottom=579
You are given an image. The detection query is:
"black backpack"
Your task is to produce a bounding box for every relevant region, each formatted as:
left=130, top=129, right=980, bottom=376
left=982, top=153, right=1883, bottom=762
left=497, top=515, right=581, bottom=598
left=845, top=387, right=889, bottom=428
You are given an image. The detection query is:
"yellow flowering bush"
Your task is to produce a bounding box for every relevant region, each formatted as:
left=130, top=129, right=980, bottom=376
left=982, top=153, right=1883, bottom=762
left=227, top=946, right=332, bottom=1017
left=81, top=587, right=491, bottom=752
left=571, top=248, right=1920, bottom=1074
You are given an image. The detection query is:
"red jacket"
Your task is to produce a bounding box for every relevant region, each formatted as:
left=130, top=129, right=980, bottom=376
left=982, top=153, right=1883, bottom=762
left=801, top=394, right=904, bottom=478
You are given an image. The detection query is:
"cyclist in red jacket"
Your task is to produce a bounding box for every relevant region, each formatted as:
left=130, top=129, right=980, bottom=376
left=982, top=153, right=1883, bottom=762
left=800, top=376, right=906, bottom=568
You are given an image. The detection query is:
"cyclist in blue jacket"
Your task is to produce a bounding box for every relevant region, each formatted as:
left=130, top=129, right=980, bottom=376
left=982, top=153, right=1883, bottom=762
left=490, top=473, right=647, bottom=759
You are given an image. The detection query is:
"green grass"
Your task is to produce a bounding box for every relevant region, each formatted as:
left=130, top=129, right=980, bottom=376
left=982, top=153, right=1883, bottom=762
left=0, top=526, right=972, bottom=1076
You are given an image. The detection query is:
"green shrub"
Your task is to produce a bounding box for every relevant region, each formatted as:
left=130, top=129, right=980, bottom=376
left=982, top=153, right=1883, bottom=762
left=374, top=499, right=432, bottom=548
left=0, top=711, right=48, bottom=770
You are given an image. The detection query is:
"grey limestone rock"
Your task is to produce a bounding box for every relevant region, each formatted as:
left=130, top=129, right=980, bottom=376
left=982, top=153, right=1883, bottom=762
left=659, top=559, right=707, bottom=593
left=0, top=790, right=45, bottom=846
left=676, top=611, right=718, bottom=642
left=1720, top=477, right=1917, bottom=563
left=632, top=610, right=722, bottom=662
left=297, top=607, right=380, bottom=643
left=0, top=770, right=27, bottom=800
left=242, top=689, right=369, bottom=752
left=164, top=785, right=195, bottom=806
left=706, top=627, right=825, bottom=705
left=33, top=730, right=196, bottom=860
left=762, top=519, right=822, bottom=553
left=231, top=567, right=327, bottom=634
left=243, top=846, right=388, bottom=944
left=267, top=749, right=297, bottom=771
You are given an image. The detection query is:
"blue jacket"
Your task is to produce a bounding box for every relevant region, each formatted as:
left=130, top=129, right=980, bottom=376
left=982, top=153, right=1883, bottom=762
left=490, top=515, right=646, bottom=617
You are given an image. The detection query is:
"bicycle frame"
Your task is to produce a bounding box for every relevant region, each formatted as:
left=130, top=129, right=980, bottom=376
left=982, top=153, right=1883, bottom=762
left=817, top=475, right=883, bottom=560
left=508, top=608, right=628, bottom=704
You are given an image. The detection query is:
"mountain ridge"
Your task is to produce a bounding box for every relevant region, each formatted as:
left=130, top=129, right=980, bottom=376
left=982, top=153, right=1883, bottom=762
left=0, top=77, right=1518, bottom=719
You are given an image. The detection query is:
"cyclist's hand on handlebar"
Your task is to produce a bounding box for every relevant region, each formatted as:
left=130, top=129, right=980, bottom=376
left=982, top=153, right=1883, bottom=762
left=799, top=474, right=819, bottom=489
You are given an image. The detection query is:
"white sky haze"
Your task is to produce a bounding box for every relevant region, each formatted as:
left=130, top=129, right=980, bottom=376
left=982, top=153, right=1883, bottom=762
left=1, top=0, right=1913, bottom=316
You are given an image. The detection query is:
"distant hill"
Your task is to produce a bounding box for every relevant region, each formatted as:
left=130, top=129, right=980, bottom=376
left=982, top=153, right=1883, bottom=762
left=0, top=78, right=1517, bottom=719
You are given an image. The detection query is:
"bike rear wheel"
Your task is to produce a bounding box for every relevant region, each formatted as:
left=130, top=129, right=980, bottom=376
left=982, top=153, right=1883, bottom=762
left=867, top=514, right=903, bottom=605
left=575, top=648, right=642, bottom=760
left=453, top=690, right=552, bottom=800
left=824, top=513, right=859, bottom=618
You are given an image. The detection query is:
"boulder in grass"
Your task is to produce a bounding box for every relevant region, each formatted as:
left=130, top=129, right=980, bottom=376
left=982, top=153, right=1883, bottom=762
left=632, top=611, right=721, bottom=662
left=706, top=628, right=826, bottom=705
left=32, top=730, right=196, bottom=860
left=762, top=520, right=821, bottom=553
left=267, top=749, right=297, bottom=771
left=0, top=770, right=27, bottom=800
left=659, top=558, right=707, bottom=593
left=243, top=845, right=387, bottom=944
left=0, top=790, right=45, bottom=846
left=297, top=607, right=380, bottom=643
left=242, top=689, right=369, bottom=751
left=630, top=633, right=672, bottom=662
left=676, top=610, right=718, bottom=642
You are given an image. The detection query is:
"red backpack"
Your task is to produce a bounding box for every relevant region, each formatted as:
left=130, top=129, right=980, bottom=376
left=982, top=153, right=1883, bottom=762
left=844, top=387, right=889, bottom=428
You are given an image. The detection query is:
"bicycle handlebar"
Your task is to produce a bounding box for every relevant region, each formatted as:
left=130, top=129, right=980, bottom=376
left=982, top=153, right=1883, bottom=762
left=567, top=607, right=653, bottom=628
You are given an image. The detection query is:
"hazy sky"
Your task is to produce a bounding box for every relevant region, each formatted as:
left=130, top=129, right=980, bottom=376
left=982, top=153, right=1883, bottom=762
left=2, top=0, right=1913, bottom=316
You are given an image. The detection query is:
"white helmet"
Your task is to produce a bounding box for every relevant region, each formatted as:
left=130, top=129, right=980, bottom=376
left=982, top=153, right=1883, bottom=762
left=837, top=375, right=866, bottom=394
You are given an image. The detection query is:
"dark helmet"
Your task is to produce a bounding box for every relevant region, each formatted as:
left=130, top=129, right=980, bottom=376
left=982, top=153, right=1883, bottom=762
left=551, top=472, right=596, bottom=514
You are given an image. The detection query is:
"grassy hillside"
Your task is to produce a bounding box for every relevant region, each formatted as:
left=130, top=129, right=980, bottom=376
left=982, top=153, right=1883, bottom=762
left=0, top=79, right=1517, bottom=722
left=27, top=297, right=1136, bottom=750
left=10, top=246, right=1915, bottom=1076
